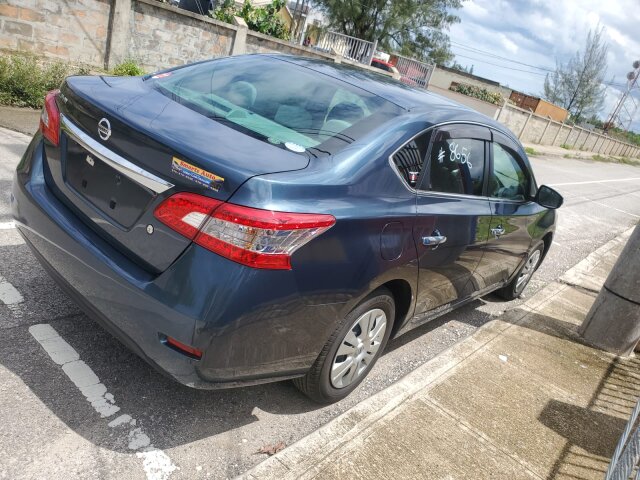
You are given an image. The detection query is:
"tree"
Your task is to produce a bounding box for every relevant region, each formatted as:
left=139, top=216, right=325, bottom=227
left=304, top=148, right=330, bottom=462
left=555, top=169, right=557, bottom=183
left=211, top=0, right=290, bottom=40
left=313, top=0, right=462, bottom=64
left=543, top=27, right=608, bottom=122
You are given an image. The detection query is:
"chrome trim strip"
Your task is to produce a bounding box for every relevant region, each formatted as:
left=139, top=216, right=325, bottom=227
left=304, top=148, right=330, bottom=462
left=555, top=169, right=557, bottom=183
left=60, top=114, right=174, bottom=194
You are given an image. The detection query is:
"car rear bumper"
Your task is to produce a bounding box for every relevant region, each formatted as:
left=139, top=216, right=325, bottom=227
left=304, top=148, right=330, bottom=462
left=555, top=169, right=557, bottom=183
left=11, top=136, right=339, bottom=389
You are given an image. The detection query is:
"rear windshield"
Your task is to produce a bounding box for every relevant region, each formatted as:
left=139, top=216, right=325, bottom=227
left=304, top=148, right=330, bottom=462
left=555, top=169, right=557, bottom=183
left=150, top=56, right=402, bottom=157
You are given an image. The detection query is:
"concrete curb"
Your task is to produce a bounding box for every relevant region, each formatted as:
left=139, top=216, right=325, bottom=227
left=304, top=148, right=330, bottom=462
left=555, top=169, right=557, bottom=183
left=0, top=106, right=40, bottom=136
left=239, top=227, right=635, bottom=479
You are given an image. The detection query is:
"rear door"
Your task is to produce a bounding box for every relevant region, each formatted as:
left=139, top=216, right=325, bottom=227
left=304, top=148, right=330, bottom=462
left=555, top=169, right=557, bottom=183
left=473, top=131, right=541, bottom=288
left=410, top=124, right=492, bottom=317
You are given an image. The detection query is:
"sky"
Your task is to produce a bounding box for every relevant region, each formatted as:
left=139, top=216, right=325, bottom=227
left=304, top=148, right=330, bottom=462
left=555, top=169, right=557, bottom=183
left=447, top=0, right=640, bottom=130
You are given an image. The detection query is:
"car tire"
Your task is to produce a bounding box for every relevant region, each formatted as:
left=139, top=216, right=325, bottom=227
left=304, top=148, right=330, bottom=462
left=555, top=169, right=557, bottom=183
left=293, top=288, right=395, bottom=404
left=496, top=243, right=544, bottom=300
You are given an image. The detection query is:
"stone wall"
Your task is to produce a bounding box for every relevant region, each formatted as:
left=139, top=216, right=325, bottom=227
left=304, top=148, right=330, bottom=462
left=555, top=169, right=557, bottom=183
left=0, top=0, right=391, bottom=76
left=129, top=0, right=235, bottom=72
left=0, top=0, right=111, bottom=67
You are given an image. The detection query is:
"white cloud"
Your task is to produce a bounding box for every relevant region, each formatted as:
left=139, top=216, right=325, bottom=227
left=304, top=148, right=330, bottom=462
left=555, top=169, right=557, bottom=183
left=448, top=0, right=640, bottom=130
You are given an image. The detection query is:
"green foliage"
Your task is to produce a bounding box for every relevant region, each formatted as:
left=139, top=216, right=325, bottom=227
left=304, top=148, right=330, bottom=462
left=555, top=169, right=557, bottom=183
left=211, top=0, right=290, bottom=40
left=449, top=83, right=503, bottom=105
left=524, top=147, right=537, bottom=156
left=586, top=115, right=640, bottom=146
left=0, top=54, right=74, bottom=109
left=560, top=143, right=571, bottom=149
left=314, top=0, right=462, bottom=64
left=111, top=59, right=145, bottom=76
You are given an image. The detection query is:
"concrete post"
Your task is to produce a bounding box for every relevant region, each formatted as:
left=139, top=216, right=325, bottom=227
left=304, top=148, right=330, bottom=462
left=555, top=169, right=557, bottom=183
left=552, top=121, right=565, bottom=146
left=496, top=98, right=508, bottom=123
left=582, top=130, right=591, bottom=150
left=574, top=128, right=583, bottom=149
left=539, top=116, right=552, bottom=144
left=518, top=109, right=533, bottom=140
left=564, top=126, right=574, bottom=147
left=230, top=16, right=248, bottom=55
left=580, top=224, right=640, bottom=356
left=366, top=39, right=378, bottom=66
left=105, top=0, right=132, bottom=70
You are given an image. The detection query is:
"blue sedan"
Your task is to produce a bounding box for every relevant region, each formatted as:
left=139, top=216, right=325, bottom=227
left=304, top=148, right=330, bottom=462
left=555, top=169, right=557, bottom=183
left=11, top=55, right=562, bottom=403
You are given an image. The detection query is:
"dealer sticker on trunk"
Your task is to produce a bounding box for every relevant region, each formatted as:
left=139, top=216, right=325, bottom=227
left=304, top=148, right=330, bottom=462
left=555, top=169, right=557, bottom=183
left=171, top=157, right=224, bottom=192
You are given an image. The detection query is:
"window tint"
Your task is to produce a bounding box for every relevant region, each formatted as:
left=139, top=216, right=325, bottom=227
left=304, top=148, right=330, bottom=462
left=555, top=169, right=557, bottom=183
left=490, top=143, right=529, bottom=201
left=392, top=133, right=430, bottom=188
left=426, top=137, right=485, bottom=195
left=151, top=56, right=402, bottom=157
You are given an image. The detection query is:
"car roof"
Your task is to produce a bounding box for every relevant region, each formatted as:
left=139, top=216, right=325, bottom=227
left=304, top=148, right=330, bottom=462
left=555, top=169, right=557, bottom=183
left=264, top=54, right=504, bottom=125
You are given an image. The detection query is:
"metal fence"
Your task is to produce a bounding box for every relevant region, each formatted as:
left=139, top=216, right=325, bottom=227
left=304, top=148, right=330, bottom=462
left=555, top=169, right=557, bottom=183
left=315, top=30, right=377, bottom=65
left=394, top=54, right=434, bottom=89
left=606, top=396, right=640, bottom=480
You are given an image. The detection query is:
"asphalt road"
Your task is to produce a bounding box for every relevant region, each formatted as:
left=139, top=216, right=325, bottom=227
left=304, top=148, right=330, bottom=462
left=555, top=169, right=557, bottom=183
left=1, top=126, right=639, bottom=480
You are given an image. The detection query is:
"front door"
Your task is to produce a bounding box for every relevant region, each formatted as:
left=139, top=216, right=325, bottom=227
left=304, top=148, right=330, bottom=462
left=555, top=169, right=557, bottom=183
left=473, top=131, right=543, bottom=289
left=411, top=124, right=492, bottom=317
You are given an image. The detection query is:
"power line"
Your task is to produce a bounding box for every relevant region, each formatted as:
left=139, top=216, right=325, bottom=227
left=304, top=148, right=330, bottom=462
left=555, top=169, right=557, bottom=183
left=450, top=42, right=556, bottom=72
left=450, top=50, right=628, bottom=88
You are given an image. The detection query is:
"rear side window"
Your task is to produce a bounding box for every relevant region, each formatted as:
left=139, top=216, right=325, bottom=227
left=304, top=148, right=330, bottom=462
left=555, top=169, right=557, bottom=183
left=425, top=136, right=485, bottom=196
left=150, top=56, right=402, bottom=157
left=490, top=143, right=529, bottom=201
left=392, top=133, right=430, bottom=188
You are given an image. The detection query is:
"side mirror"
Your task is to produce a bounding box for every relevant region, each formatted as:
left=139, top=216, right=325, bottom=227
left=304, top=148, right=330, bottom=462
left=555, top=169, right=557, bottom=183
left=535, top=185, right=563, bottom=209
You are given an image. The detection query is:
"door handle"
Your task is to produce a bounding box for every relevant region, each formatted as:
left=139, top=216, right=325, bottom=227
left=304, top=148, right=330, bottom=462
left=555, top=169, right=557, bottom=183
left=422, top=230, right=447, bottom=249
left=491, top=225, right=506, bottom=238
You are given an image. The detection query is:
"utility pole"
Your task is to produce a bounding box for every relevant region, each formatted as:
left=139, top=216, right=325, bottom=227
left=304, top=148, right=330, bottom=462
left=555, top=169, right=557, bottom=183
left=604, top=60, right=640, bottom=133
left=579, top=224, right=640, bottom=355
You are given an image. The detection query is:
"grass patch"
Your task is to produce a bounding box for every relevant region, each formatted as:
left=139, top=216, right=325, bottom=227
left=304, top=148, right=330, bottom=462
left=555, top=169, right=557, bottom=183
left=591, top=154, right=640, bottom=166
left=0, top=54, right=79, bottom=109
left=524, top=146, right=538, bottom=156
left=111, top=59, right=145, bottom=77
left=559, top=143, right=571, bottom=149
left=0, top=53, right=145, bottom=110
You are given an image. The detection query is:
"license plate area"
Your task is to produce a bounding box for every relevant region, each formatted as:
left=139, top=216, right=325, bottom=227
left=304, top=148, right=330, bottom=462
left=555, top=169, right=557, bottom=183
left=65, top=141, right=154, bottom=229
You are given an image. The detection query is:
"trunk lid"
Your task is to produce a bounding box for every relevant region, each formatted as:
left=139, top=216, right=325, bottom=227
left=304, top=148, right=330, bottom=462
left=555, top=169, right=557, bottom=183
left=44, top=75, right=309, bottom=273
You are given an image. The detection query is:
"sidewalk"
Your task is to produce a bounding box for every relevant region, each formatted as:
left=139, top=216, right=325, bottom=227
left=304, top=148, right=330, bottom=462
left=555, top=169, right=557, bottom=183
left=0, top=105, right=39, bottom=136
left=242, top=228, right=639, bottom=480
left=523, top=142, right=639, bottom=164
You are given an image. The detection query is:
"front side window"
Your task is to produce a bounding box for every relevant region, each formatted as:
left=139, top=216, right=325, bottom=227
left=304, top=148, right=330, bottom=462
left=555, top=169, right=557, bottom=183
left=150, top=56, right=401, bottom=157
left=490, top=143, right=529, bottom=201
left=425, top=136, right=485, bottom=196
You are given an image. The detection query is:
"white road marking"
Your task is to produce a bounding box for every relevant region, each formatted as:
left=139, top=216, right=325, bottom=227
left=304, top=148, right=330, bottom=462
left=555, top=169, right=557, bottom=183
left=29, top=324, right=178, bottom=480
left=0, top=275, right=23, bottom=305
left=549, top=177, right=640, bottom=187
left=552, top=241, right=563, bottom=247
left=0, top=221, right=15, bottom=229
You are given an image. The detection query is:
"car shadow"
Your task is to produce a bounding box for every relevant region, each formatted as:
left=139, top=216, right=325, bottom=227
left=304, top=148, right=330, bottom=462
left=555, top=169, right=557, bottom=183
left=0, top=239, right=520, bottom=456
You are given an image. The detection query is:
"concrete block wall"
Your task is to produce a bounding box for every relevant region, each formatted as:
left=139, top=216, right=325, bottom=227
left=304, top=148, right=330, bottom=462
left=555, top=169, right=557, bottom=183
left=0, top=0, right=111, bottom=67
left=496, top=103, right=640, bottom=158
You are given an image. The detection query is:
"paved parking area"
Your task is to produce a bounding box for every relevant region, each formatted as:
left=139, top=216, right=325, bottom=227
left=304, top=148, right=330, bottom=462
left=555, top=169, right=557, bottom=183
left=1, top=126, right=639, bottom=479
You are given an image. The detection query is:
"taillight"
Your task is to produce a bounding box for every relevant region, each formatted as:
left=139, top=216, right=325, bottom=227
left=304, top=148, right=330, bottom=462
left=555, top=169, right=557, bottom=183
left=153, top=192, right=222, bottom=239
left=39, top=90, right=60, bottom=146
left=154, top=193, right=335, bottom=270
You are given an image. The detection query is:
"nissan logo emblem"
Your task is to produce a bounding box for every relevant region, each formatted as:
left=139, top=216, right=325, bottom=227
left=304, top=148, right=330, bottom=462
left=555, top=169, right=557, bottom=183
left=98, top=118, right=111, bottom=141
